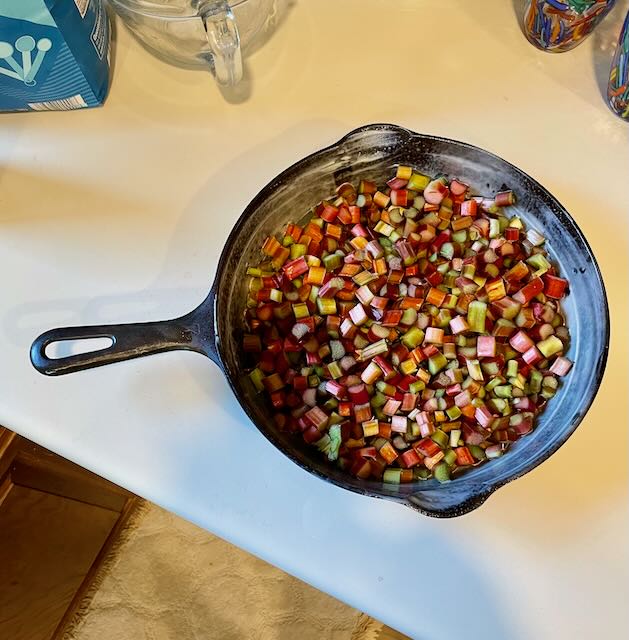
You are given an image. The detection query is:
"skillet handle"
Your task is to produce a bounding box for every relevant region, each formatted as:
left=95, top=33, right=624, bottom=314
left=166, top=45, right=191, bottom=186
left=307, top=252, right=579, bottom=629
left=30, top=319, right=199, bottom=376
left=30, top=290, right=221, bottom=376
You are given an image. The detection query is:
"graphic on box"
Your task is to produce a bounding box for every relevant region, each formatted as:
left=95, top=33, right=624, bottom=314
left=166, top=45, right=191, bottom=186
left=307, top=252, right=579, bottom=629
left=0, top=0, right=109, bottom=111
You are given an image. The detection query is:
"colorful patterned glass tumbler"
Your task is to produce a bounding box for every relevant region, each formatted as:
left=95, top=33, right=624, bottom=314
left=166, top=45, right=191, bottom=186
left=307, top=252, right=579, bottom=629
left=608, top=12, right=629, bottom=120
left=523, top=0, right=616, bottom=52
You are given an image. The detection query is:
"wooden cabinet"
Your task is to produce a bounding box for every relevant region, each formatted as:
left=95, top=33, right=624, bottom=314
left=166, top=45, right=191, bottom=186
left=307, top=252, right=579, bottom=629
left=0, top=428, right=138, bottom=640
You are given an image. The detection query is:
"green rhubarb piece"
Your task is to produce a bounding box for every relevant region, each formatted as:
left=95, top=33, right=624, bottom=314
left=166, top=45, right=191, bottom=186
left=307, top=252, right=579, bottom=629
left=327, top=361, right=342, bottom=379
left=428, top=352, right=448, bottom=375
left=414, top=467, right=431, bottom=480
left=537, top=335, right=563, bottom=358
left=402, top=326, right=424, bottom=349
left=431, top=429, right=449, bottom=448
left=467, top=301, right=487, bottom=333
left=485, top=376, right=503, bottom=392
left=407, top=172, right=431, bottom=191
left=529, top=370, right=543, bottom=394
left=383, top=469, right=402, bottom=484
left=469, top=445, right=487, bottom=461
left=433, top=462, right=451, bottom=483
left=370, top=392, right=387, bottom=408
left=446, top=405, right=462, bottom=420
left=323, top=253, right=342, bottom=270
left=249, top=368, right=265, bottom=392
left=409, top=380, right=426, bottom=394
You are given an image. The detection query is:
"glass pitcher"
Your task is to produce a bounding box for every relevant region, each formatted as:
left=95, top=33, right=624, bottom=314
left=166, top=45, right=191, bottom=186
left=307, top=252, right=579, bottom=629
left=108, top=0, right=280, bottom=86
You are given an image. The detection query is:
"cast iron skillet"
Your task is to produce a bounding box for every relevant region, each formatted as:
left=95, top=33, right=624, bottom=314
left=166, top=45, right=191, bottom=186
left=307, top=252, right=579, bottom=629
left=30, top=124, right=609, bottom=518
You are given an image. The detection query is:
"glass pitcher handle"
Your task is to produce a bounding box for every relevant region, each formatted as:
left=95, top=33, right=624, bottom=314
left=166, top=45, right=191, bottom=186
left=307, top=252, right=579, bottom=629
left=198, top=0, right=243, bottom=86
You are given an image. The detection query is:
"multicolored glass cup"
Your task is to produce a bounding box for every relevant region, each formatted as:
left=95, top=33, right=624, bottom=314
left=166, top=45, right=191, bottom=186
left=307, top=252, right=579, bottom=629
left=608, top=11, right=629, bottom=119
left=523, top=0, right=616, bottom=52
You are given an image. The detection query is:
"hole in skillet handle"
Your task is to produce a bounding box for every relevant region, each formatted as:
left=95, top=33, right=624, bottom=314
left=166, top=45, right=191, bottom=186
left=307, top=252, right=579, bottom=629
left=45, top=336, right=114, bottom=359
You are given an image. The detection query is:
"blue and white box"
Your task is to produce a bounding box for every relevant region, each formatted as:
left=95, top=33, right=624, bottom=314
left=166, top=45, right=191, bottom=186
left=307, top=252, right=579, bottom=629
left=0, top=0, right=110, bottom=112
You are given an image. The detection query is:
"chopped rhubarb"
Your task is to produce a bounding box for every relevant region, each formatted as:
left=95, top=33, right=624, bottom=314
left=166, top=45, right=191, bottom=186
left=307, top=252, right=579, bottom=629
left=477, top=336, right=496, bottom=358
left=244, top=167, right=571, bottom=483
left=399, top=449, right=421, bottom=468
left=475, top=405, right=495, bottom=429
left=522, top=346, right=543, bottom=366
left=282, top=257, right=309, bottom=280
left=449, top=315, right=470, bottom=334
left=513, top=277, right=544, bottom=305
left=543, top=274, right=568, bottom=299
left=455, top=446, right=476, bottom=466
left=510, top=330, right=534, bottom=354
left=549, top=356, right=572, bottom=376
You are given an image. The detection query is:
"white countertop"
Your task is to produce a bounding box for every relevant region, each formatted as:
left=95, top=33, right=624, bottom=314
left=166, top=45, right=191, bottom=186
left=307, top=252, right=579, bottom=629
left=1, top=1, right=628, bottom=638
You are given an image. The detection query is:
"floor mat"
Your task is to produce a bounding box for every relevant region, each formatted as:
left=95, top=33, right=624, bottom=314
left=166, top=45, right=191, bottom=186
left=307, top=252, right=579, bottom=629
left=62, top=502, right=383, bottom=640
